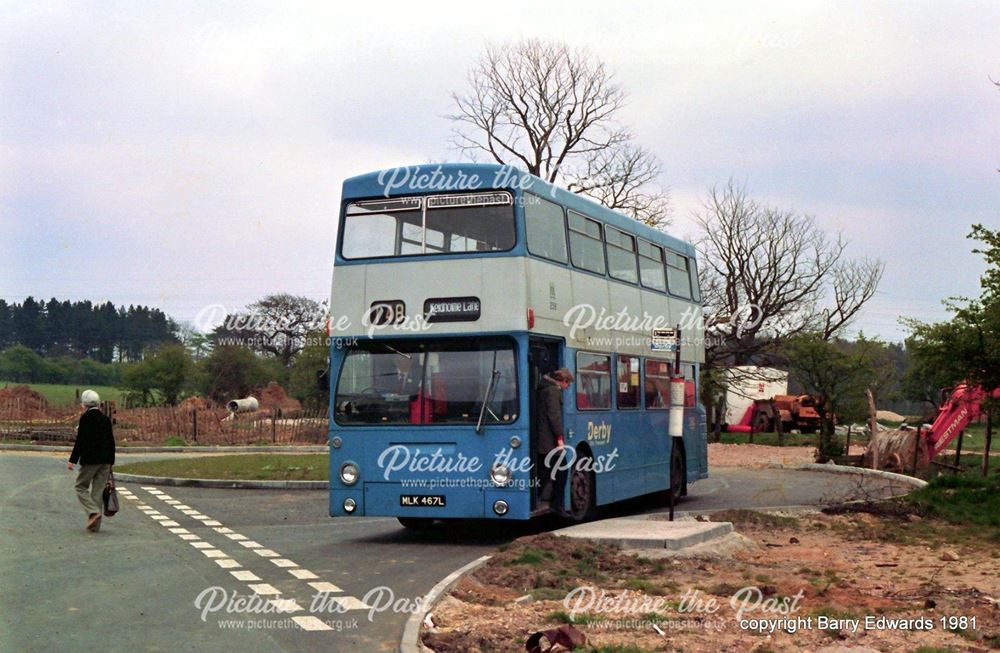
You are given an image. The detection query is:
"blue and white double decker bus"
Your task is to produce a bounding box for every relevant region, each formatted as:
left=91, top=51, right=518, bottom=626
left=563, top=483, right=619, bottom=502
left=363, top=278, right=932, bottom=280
left=326, top=163, right=707, bottom=528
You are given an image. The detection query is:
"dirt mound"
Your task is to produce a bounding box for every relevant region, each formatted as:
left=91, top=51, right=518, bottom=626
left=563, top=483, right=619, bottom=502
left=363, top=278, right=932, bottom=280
left=178, top=396, right=214, bottom=411
left=876, top=409, right=906, bottom=422
left=255, top=382, right=301, bottom=413
left=0, top=384, right=51, bottom=419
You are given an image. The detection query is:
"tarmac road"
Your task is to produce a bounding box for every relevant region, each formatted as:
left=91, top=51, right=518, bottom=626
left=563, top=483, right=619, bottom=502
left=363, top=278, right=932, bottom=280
left=0, top=452, right=912, bottom=652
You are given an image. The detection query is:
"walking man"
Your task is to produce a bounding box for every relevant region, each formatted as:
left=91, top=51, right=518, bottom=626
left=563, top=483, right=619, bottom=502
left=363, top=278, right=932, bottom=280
left=67, top=390, right=115, bottom=532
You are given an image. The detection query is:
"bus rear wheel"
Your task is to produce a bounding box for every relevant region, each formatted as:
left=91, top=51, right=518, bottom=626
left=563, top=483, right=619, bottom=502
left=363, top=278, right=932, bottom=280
left=569, top=463, right=597, bottom=522
left=397, top=517, right=435, bottom=531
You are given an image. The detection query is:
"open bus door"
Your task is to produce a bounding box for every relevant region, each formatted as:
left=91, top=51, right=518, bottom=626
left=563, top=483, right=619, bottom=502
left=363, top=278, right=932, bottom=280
left=528, top=337, right=562, bottom=513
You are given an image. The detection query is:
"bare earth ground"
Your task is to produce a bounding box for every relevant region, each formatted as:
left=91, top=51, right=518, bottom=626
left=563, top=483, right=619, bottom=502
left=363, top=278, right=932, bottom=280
left=423, top=445, right=999, bottom=653
left=423, top=515, right=999, bottom=653
left=707, top=442, right=868, bottom=468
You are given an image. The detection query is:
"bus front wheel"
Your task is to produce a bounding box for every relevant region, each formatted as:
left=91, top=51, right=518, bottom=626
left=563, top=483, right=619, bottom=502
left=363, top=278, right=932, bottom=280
left=569, top=463, right=597, bottom=522
left=397, top=517, right=435, bottom=531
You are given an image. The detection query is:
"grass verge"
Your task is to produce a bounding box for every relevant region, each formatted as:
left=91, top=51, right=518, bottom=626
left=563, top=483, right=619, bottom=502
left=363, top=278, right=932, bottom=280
left=116, top=453, right=328, bottom=480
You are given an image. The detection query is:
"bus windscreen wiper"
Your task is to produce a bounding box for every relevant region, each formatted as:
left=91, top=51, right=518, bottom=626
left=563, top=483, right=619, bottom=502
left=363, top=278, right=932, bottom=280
left=476, top=351, right=501, bottom=434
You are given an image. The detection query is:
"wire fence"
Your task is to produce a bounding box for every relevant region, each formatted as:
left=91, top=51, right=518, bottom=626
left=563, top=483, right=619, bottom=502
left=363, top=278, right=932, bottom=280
left=0, top=399, right=329, bottom=446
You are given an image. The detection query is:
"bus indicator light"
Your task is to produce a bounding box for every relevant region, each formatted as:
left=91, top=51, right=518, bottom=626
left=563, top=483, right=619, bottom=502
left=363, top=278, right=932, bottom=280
left=527, top=308, right=535, bottom=329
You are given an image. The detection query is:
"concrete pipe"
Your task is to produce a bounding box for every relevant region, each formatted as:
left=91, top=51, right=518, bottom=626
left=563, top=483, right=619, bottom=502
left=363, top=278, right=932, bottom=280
left=227, top=396, right=259, bottom=413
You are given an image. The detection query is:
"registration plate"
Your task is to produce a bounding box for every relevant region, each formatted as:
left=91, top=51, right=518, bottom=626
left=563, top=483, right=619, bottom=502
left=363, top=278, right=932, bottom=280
left=400, top=494, right=446, bottom=507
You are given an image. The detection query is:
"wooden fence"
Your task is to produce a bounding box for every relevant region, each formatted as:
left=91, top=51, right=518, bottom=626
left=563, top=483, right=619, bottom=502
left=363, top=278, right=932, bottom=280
left=0, top=399, right=329, bottom=446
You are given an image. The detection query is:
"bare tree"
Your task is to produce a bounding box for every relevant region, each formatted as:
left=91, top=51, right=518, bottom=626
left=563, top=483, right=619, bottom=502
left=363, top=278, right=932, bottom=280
left=696, top=181, right=883, bottom=438
left=697, top=180, right=883, bottom=367
left=451, top=39, right=671, bottom=227
left=214, top=294, right=326, bottom=367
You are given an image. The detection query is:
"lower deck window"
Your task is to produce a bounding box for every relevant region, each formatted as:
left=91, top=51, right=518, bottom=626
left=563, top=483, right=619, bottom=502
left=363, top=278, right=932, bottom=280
left=576, top=352, right=611, bottom=409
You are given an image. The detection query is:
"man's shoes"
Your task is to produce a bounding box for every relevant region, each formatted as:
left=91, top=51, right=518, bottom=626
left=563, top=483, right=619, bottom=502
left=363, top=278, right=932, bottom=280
left=86, top=513, right=101, bottom=532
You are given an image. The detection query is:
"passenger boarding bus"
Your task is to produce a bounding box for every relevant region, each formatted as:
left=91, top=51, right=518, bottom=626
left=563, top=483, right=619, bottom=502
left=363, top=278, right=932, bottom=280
left=326, top=163, right=707, bottom=528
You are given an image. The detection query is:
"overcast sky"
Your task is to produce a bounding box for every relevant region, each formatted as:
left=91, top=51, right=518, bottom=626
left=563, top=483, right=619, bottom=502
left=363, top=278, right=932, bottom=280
left=2, top=1, right=998, bottom=342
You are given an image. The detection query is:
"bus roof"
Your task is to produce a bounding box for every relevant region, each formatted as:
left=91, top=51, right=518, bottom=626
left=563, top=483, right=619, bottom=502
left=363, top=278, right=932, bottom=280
left=342, top=163, right=696, bottom=256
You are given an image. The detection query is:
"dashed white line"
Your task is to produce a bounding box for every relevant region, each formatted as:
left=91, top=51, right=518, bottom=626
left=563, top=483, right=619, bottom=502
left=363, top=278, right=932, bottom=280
left=224, top=533, right=247, bottom=541
left=214, top=559, right=242, bottom=569
left=288, top=569, right=318, bottom=580
left=268, top=599, right=303, bottom=613
left=291, top=615, right=332, bottom=631
left=230, top=570, right=261, bottom=582
left=190, top=541, right=214, bottom=549
left=160, top=520, right=180, bottom=527
left=239, top=541, right=262, bottom=549
left=253, top=549, right=279, bottom=558
left=201, top=549, right=228, bottom=559
left=270, top=559, right=298, bottom=568
left=169, top=527, right=191, bottom=534
left=308, top=582, right=342, bottom=593
left=247, top=583, right=280, bottom=595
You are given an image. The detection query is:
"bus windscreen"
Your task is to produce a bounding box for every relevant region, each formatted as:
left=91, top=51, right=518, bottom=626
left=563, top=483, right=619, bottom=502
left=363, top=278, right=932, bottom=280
left=334, top=338, right=518, bottom=426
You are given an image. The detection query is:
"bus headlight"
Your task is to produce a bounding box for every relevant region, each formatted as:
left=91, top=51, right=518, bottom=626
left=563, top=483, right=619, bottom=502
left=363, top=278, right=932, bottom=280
left=339, top=462, right=359, bottom=486
left=343, top=498, right=356, bottom=513
left=490, top=463, right=512, bottom=487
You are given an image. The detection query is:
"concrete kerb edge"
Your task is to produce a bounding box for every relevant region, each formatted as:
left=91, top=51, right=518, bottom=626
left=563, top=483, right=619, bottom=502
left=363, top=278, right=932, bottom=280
left=400, top=555, right=492, bottom=653
left=0, top=443, right=327, bottom=454
left=768, top=462, right=928, bottom=489
left=112, top=472, right=329, bottom=490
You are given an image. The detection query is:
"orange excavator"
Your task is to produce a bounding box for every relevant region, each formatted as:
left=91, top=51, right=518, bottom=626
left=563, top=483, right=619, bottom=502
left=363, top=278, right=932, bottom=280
left=865, top=383, right=1000, bottom=470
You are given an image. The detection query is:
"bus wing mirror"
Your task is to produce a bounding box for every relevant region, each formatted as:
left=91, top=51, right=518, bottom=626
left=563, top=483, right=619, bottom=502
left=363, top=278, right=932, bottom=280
left=316, top=369, right=329, bottom=394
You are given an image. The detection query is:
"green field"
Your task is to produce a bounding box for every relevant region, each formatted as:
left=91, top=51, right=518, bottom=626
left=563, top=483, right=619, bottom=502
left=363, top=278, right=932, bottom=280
left=0, top=380, right=126, bottom=406
left=116, top=454, right=328, bottom=480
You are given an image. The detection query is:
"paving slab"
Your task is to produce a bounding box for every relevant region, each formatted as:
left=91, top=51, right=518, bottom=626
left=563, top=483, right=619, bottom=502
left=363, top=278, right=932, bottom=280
left=554, top=517, right=733, bottom=550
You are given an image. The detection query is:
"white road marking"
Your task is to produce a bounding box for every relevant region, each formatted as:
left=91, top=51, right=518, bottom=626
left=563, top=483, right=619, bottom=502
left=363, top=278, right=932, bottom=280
left=324, top=596, right=371, bottom=610
left=129, top=486, right=366, bottom=626
left=139, top=486, right=158, bottom=491
left=291, top=616, right=332, bottom=631
left=268, top=599, right=303, bottom=613
left=289, top=569, right=318, bottom=580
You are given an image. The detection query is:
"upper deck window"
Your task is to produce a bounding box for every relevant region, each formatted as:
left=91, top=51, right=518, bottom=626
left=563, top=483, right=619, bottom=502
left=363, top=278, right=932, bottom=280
left=524, top=194, right=568, bottom=263
left=606, top=227, right=638, bottom=284
left=341, top=191, right=515, bottom=260
left=638, top=240, right=667, bottom=292
left=666, top=251, right=693, bottom=299
left=568, top=211, right=606, bottom=275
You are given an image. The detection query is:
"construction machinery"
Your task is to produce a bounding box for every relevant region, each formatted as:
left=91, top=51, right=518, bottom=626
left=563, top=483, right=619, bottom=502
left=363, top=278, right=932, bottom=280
left=864, top=383, right=1000, bottom=471
left=727, top=394, right=823, bottom=434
